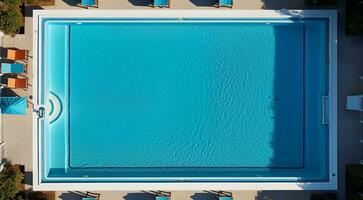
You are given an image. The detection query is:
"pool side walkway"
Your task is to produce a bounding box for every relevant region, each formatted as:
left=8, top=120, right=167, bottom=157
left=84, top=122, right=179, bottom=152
left=1, top=0, right=362, bottom=199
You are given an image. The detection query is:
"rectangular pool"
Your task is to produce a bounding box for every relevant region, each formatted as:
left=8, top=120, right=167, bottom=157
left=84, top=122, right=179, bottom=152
left=33, top=10, right=337, bottom=190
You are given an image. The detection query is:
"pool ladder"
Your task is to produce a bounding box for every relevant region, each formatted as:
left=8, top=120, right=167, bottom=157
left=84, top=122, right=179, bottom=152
left=33, top=106, right=45, bottom=118
left=322, top=96, right=330, bottom=125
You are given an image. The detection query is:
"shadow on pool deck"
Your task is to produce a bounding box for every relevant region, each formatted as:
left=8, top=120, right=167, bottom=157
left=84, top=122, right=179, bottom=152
left=255, top=191, right=312, bottom=200
left=123, top=192, right=155, bottom=200
left=0, top=47, right=7, bottom=58
left=24, top=171, right=33, bottom=186
left=24, top=6, right=43, bottom=17
left=261, top=0, right=305, bottom=9
left=128, top=0, right=151, bottom=6
left=62, top=0, right=78, bottom=7
left=1, top=88, right=19, bottom=97
left=190, top=192, right=217, bottom=200
left=189, top=0, right=216, bottom=7
left=58, top=191, right=86, bottom=200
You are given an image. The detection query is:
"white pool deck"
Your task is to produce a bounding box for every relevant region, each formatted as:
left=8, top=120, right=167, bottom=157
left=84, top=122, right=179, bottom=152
left=31, top=9, right=338, bottom=191
left=0, top=0, right=362, bottom=199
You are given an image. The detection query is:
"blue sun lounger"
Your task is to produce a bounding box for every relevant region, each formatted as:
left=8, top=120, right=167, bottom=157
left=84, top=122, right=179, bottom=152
left=0, top=63, right=24, bottom=73
left=156, top=196, right=170, bottom=200
left=155, top=191, right=171, bottom=200
left=219, top=197, right=233, bottom=200
left=153, top=0, right=169, bottom=7
left=0, top=97, right=27, bottom=115
left=218, top=0, right=233, bottom=7
left=77, top=0, right=98, bottom=8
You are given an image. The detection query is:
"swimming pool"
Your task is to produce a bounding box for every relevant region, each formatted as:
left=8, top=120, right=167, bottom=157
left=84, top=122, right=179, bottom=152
left=33, top=10, right=337, bottom=190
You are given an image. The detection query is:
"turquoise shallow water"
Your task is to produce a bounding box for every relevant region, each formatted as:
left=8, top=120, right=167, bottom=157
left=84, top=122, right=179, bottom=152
left=68, top=23, right=303, bottom=168
left=43, top=19, right=328, bottom=181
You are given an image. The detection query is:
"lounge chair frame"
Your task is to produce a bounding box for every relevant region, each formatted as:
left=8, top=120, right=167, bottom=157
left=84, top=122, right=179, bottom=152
left=218, top=191, right=232, bottom=197
left=84, top=191, right=101, bottom=200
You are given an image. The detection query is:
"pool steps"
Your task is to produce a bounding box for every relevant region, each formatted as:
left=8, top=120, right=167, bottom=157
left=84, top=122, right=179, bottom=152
left=47, top=92, right=62, bottom=123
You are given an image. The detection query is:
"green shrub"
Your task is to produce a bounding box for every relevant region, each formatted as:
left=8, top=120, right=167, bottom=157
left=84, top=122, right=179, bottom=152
left=0, top=167, right=24, bottom=200
left=28, top=191, right=48, bottom=200
left=347, top=9, right=363, bottom=35
left=346, top=0, right=363, bottom=35
left=305, top=0, right=337, bottom=6
left=25, top=0, right=54, bottom=6
left=348, top=165, right=363, bottom=189
left=352, top=194, right=363, bottom=200
left=0, top=0, right=24, bottom=36
left=310, top=193, right=337, bottom=200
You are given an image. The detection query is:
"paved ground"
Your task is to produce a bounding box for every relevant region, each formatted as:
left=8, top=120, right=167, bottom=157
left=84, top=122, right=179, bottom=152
left=55, top=190, right=315, bottom=200
left=1, top=0, right=363, bottom=199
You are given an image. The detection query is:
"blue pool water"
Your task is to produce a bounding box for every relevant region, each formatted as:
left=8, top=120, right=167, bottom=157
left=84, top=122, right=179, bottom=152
left=41, top=19, right=328, bottom=182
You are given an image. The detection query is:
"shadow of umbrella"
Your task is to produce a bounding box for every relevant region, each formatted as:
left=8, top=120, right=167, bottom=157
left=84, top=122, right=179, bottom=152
left=128, top=0, right=151, bottom=6
left=191, top=192, right=217, bottom=200
left=62, top=0, right=79, bottom=6
left=189, top=0, right=216, bottom=6
left=58, top=191, right=86, bottom=200
left=123, top=192, right=155, bottom=200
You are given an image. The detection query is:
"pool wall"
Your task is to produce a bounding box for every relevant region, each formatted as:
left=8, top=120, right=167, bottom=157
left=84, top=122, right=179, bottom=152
left=32, top=10, right=337, bottom=191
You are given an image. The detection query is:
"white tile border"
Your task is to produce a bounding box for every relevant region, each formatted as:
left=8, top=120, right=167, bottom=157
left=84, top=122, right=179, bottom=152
left=32, top=10, right=338, bottom=191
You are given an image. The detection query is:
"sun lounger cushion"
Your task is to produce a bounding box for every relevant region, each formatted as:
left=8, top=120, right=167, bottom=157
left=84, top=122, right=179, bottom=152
left=7, top=78, right=27, bottom=88
left=219, top=0, right=232, bottom=6
left=1, top=63, right=24, bottom=73
left=219, top=197, right=233, bottom=200
left=156, top=196, right=170, bottom=200
left=7, top=49, right=26, bottom=60
left=81, top=0, right=95, bottom=6
left=81, top=198, right=96, bottom=200
left=154, top=0, right=169, bottom=7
